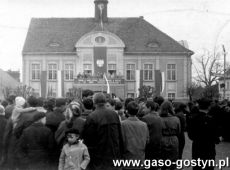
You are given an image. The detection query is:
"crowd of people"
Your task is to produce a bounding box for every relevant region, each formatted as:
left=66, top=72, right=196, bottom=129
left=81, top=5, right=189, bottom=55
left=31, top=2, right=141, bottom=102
left=0, top=90, right=230, bottom=170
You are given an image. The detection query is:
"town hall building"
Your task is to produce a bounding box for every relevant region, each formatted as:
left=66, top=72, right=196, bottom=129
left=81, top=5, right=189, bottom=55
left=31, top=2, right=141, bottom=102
left=22, top=0, right=193, bottom=99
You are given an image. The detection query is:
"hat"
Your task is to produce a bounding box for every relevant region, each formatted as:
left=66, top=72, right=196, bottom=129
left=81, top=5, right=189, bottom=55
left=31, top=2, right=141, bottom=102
left=15, top=96, right=26, bottom=107
left=32, top=112, right=46, bottom=122
left=0, top=105, right=5, bottom=116
left=65, top=128, right=80, bottom=136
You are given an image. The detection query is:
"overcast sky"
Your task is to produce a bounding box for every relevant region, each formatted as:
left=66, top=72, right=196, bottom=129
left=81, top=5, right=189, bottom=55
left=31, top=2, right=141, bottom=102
left=0, top=0, right=230, bottom=73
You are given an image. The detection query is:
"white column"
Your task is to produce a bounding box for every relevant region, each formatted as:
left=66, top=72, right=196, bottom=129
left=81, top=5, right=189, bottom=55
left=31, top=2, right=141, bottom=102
left=57, top=70, right=62, bottom=97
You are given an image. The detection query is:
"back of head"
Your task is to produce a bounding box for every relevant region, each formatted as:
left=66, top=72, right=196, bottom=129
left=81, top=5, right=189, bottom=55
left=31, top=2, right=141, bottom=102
left=197, top=98, right=212, bottom=110
left=1, top=100, right=8, bottom=108
left=146, top=100, right=156, bottom=111
left=44, top=98, right=55, bottom=111
left=115, top=101, right=123, bottom=111
left=124, top=98, right=134, bottom=110
left=82, top=89, right=94, bottom=99
left=7, top=95, right=16, bottom=104
left=153, top=96, right=164, bottom=107
left=160, top=101, right=173, bottom=116
left=83, top=98, right=94, bottom=110
left=93, top=93, right=106, bottom=106
left=27, top=96, right=38, bottom=107
left=127, top=101, right=139, bottom=116
left=55, top=98, right=67, bottom=107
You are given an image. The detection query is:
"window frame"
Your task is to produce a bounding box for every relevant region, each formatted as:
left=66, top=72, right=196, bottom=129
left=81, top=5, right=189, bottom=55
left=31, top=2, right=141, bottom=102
left=143, top=63, right=153, bottom=81
left=167, top=64, right=176, bottom=81
left=31, top=63, right=41, bottom=80
left=47, top=63, right=58, bottom=80
left=64, top=63, right=74, bottom=80
left=83, top=64, right=92, bottom=75
left=126, top=63, right=136, bottom=81
left=168, top=92, right=176, bottom=100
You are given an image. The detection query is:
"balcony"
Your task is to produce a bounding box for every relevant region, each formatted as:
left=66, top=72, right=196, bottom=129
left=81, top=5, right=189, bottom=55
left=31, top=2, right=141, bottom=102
left=74, top=74, right=125, bottom=84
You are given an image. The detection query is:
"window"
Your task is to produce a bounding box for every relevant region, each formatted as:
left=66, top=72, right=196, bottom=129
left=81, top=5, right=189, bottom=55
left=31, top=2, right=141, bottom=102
left=48, top=64, right=57, bottom=80
left=144, top=64, right=153, bottom=80
left=127, top=93, right=134, bottom=98
left=83, top=64, right=92, bottom=75
left=31, top=64, right=40, bottom=80
left=126, top=64, right=135, bottom=80
left=64, top=64, right=74, bottom=80
left=168, top=93, right=176, bottom=100
left=167, top=64, right=176, bottom=81
left=108, top=64, right=116, bottom=77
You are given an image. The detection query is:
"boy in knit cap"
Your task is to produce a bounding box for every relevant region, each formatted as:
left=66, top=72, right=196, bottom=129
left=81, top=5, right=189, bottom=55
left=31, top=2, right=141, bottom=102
left=59, top=128, right=90, bottom=170
left=11, top=96, right=36, bottom=128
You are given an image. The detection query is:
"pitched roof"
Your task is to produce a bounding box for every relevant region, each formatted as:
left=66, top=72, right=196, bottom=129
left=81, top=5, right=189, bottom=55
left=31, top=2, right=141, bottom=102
left=22, top=17, right=193, bottom=55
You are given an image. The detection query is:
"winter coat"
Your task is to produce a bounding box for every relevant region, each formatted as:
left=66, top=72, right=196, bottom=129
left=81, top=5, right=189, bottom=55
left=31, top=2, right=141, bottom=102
left=4, top=104, right=14, bottom=119
left=58, top=141, right=90, bottom=170
left=0, top=115, right=7, bottom=159
left=18, top=122, right=55, bottom=170
left=187, top=110, right=219, bottom=160
left=175, top=111, right=186, bottom=159
left=142, top=112, right=163, bottom=160
left=82, top=106, right=123, bottom=170
left=121, top=116, right=149, bottom=162
left=46, top=108, right=65, bottom=133
left=160, top=115, right=181, bottom=162
left=55, top=117, right=86, bottom=148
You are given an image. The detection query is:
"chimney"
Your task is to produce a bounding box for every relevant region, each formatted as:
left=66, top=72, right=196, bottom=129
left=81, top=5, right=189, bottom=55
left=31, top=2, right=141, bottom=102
left=94, top=0, right=108, bottom=22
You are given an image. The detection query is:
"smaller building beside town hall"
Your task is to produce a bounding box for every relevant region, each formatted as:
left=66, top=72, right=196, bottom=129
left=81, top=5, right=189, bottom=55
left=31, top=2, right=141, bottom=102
left=22, top=0, right=193, bottom=100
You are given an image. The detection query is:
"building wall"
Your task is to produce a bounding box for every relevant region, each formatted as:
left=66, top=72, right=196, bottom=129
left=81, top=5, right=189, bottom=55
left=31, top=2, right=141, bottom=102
left=23, top=52, right=191, bottom=100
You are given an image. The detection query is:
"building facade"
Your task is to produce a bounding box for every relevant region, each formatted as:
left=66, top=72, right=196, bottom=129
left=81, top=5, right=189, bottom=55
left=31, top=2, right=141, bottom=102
left=22, top=0, right=193, bottom=100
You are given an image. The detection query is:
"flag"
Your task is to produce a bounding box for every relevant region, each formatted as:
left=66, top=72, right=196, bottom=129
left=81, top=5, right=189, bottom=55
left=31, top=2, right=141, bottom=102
left=103, top=73, right=110, bottom=94
left=40, top=71, right=47, bottom=98
left=135, top=70, right=143, bottom=98
left=161, top=72, right=165, bottom=94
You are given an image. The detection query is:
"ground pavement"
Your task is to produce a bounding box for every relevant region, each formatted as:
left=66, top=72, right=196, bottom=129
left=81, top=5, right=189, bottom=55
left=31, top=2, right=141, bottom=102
left=183, top=133, right=230, bottom=170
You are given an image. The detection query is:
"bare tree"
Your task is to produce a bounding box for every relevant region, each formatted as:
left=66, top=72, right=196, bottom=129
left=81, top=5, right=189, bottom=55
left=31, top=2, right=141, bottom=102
left=194, top=49, right=223, bottom=87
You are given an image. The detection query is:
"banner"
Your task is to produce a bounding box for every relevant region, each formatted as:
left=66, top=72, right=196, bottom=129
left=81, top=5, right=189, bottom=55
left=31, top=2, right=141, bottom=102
left=40, top=71, right=47, bottom=98
left=161, top=72, right=165, bottom=94
left=155, top=70, right=162, bottom=96
left=94, top=47, right=107, bottom=76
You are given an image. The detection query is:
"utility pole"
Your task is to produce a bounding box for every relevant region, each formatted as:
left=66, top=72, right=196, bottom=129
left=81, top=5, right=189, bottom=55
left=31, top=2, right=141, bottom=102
left=222, top=45, right=226, bottom=100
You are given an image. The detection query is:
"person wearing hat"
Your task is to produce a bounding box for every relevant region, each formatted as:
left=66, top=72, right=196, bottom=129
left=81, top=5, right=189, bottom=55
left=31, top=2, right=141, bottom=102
left=59, top=128, right=90, bottom=170
left=18, top=112, right=55, bottom=170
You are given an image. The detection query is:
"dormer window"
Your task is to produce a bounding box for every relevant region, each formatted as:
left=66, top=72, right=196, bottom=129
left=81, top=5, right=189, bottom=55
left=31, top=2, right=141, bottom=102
left=49, top=42, right=60, bottom=47
left=146, top=41, right=160, bottom=48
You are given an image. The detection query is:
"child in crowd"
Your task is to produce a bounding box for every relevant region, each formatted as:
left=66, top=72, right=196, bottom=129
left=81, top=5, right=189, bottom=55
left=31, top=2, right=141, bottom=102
left=59, top=128, right=90, bottom=170
left=11, top=96, right=36, bottom=128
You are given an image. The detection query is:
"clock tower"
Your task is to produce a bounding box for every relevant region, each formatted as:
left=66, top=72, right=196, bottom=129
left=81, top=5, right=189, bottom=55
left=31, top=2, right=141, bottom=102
left=94, top=0, right=108, bottom=22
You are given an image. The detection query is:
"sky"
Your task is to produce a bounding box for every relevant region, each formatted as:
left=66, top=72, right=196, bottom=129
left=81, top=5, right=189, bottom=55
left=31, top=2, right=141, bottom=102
left=0, top=0, right=230, bottom=75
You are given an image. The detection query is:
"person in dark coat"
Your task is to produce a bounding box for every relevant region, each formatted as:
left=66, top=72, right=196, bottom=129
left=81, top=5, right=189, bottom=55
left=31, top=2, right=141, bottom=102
left=81, top=98, right=94, bottom=120
left=187, top=98, right=220, bottom=170
left=142, top=101, right=162, bottom=169
left=46, top=98, right=66, bottom=133
left=4, top=95, right=16, bottom=119
left=0, top=105, right=7, bottom=167
left=18, top=112, right=55, bottom=170
left=121, top=101, right=149, bottom=170
left=174, top=102, right=187, bottom=159
left=82, top=93, right=123, bottom=170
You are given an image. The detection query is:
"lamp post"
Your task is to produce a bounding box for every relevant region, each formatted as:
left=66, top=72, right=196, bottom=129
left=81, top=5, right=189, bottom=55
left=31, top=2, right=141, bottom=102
left=222, top=45, right=226, bottom=100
